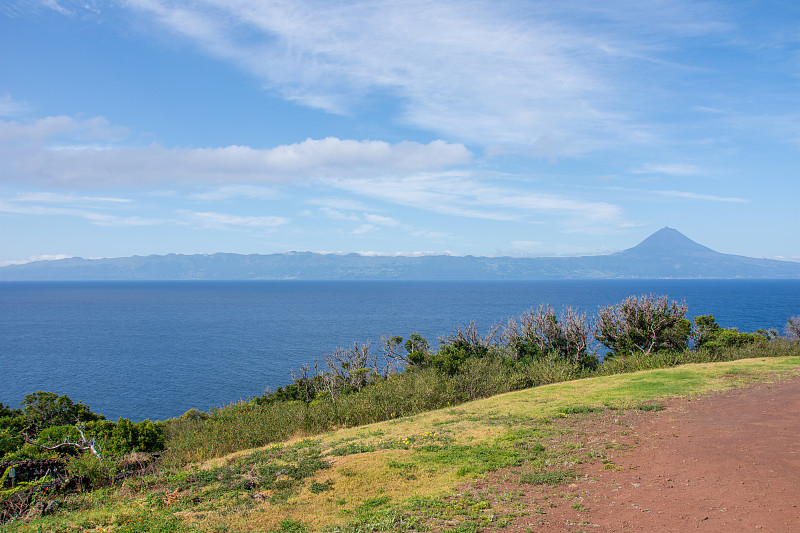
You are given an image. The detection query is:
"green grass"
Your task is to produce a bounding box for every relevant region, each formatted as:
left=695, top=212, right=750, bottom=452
left=4, top=353, right=800, bottom=532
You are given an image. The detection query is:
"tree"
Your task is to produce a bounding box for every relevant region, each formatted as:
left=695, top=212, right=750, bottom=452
left=692, top=315, right=766, bottom=352
left=21, top=392, right=102, bottom=434
left=594, top=294, right=690, bottom=358
left=691, top=315, right=721, bottom=349
left=376, top=334, right=430, bottom=371
left=786, top=316, right=800, bottom=342
left=404, top=334, right=430, bottom=367
left=504, top=304, right=595, bottom=367
left=0, top=416, right=25, bottom=457
left=0, top=402, right=21, bottom=419
left=430, top=321, right=498, bottom=375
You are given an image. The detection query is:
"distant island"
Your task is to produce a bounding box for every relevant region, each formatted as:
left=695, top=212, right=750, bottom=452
left=2, top=227, right=799, bottom=280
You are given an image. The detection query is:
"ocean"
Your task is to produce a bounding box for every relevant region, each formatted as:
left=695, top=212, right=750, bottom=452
left=1, top=279, right=798, bottom=421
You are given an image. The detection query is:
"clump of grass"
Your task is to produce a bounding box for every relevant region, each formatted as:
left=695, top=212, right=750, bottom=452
left=634, top=402, right=665, bottom=411
left=559, top=405, right=601, bottom=415
left=309, top=480, right=333, bottom=494
left=330, top=442, right=376, bottom=457
left=519, top=469, right=575, bottom=486
left=269, top=519, right=309, bottom=533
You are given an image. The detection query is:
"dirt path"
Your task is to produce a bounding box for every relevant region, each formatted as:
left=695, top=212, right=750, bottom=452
left=589, top=376, right=800, bottom=532
left=491, top=375, right=800, bottom=532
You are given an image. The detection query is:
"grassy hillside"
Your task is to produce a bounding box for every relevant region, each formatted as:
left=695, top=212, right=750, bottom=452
left=5, top=356, right=800, bottom=533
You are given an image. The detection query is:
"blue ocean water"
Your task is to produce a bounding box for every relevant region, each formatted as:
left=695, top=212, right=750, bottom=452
left=1, top=280, right=798, bottom=421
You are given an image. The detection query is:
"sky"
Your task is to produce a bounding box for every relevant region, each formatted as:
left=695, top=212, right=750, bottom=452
left=1, top=0, right=798, bottom=266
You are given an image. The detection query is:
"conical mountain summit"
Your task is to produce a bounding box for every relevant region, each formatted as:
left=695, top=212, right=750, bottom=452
left=624, top=227, right=715, bottom=255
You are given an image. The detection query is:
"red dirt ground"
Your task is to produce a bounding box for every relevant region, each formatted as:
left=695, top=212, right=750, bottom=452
left=485, top=375, right=800, bottom=532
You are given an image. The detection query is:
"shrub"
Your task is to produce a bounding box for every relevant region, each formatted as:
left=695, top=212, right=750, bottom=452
left=692, top=315, right=767, bottom=353
left=786, top=316, right=800, bottom=342
left=430, top=321, right=497, bottom=375
left=66, top=453, right=119, bottom=488
left=21, top=392, right=103, bottom=433
left=504, top=304, right=595, bottom=368
left=595, top=294, right=690, bottom=358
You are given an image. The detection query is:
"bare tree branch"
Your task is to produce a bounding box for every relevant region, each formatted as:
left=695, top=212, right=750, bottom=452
left=24, top=421, right=102, bottom=457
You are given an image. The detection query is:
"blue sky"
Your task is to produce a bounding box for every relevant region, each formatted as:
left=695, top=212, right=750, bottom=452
left=1, top=0, right=798, bottom=265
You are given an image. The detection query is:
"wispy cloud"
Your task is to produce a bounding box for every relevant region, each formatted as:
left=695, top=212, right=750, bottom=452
left=11, top=192, right=132, bottom=204
left=188, top=185, right=278, bottom=201
left=354, top=250, right=454, bottom=257
left=317, top=207, right=360, bottom=222
left=332, top=173, right=624, bottom=227
left=0, top=254, right=72, bottom=267
left=351, top=224, right=377, bottom=234
left=0, top=115, right=128, bottom=143
left=653, top=189, right=747, bottom=203
left=363, top=213, right=401, bottom=227
left=510, top=240, right=543, bottom=249
left=178, top=210, right=289, bottom=229
left=122, top=0, right=737, bottom=156
left=0, top=94, right=30, bottom=117
left=308, top=198, right=369, bottom=211
left=0, top=199, right=162, bottom=226
left=602, top=185, right=747, bottom=204
left=316, top=207, right=407, bottom=233
left=631, top=163, right=703, bottom=176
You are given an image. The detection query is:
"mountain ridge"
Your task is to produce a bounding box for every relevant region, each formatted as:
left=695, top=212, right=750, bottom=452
left=2, top=227, right=799, bottom=280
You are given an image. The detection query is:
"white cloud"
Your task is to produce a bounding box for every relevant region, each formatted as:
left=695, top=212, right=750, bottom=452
left=351, top=224, right=377, bottom=234
left=179, top=210, right=289, bottom=229
left=632, top=163, right=703, bottom=176
left=0, top=95, right=30, bottom=117
left=318, top=207, right=359, bottom=222
left=0, top=121, right=471, bottom=186
left=355, top=250, right=454, bottom=257
left=769, top=255, right=800, bottom=263
left=11, top=192, right=132, bottom=204
left=510, top=240, right=543, bottom=248
left=653, top=190, right=747, bottom=203
left=308, top=198, right=367, bottom=210
left=316, top=207, right=405, bottom=231
left=604, top=186, right=747, bottom=203
left=363, top=213, right=401, bottom=227
left=188, top=185, right=278, bottom=201
left=1, top=0, right=73, bottom=17
left=0, top=116, right=128, bottom=144
left=0, top=200, right=162, bottom=226
left=123, top=0, right=734, bottom=155
left=412, top=230, right=452, bottom=240
left=331, top=173, right=624, bottom=226
left=0, top=254, right=73, bottom=267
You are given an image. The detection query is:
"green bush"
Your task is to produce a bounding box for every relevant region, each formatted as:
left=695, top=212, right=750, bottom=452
left=692, top=315, right=767, bottom=353
left=21, top=391, right=103, bottom=433
left=1, top=393, right=166, bottom=462
left=595, top=294, right=691, bottom=358
left=66, top=453, right=119, bottom=487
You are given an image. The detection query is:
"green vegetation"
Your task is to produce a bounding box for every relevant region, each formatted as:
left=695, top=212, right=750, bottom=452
left=0, top=392, right=167, bottom=523
left=2, top=295, right=799, bottom=531
left=595, top=294, right=691, bottom=357
left=0, top=392, right=165, bottom=464
left=166, top=297, right=796, bottom=465
left=3, top=355, right=800, bottom=531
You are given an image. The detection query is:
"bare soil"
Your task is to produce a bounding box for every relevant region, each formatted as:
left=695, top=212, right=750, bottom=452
left=483, top=375, right=800, bottom=532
